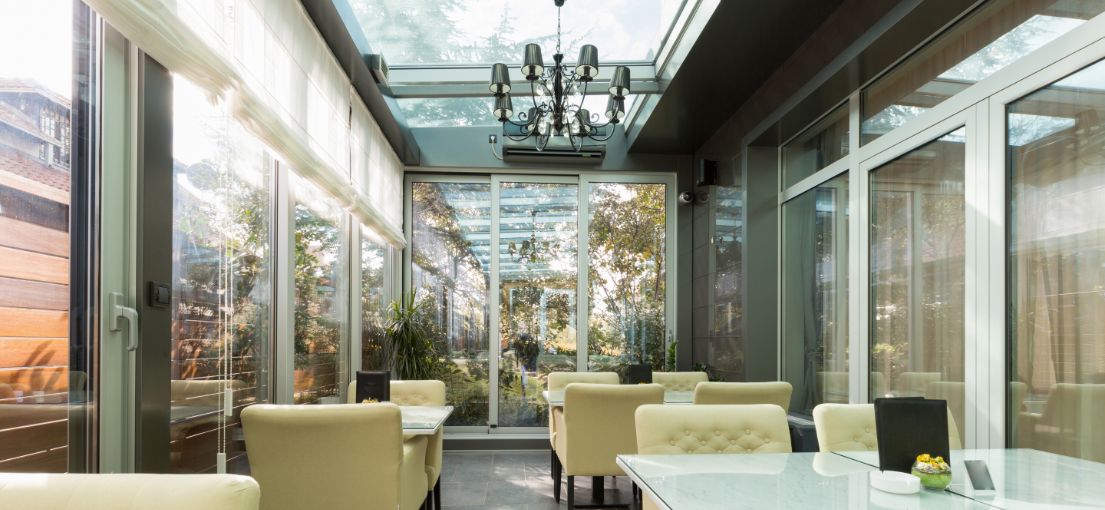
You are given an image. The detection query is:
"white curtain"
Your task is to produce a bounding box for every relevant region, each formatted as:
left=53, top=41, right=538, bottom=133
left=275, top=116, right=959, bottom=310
left=86, top=0, right=406, bottom=246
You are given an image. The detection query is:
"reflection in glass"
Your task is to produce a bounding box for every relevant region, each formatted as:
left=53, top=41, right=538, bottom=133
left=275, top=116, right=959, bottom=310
left=783, top=104, right=849, bottom=188
left=293, top=175, right=347, bottom=405
left=170, top=76, right=272, bottom=473
left=870, top=129, right=965, bottom=435
left=861, top=0, right=1105, bottom=144
left=361, top=227, right=388, bottom=371
left=498, top=182, right=578, bottom=427
left=588, top=183, right=667, bottom=374
left=1008, top=59, right=1105, bottom=462
left=0, top=0, right=78, bottom=472
left=782, top=174, right=848, bottom=415
left=411, top=182, right=490, bottom=426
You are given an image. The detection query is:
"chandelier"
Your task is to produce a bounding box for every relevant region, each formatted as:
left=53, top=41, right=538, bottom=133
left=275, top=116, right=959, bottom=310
left=488, top=0, right=631, bottom=151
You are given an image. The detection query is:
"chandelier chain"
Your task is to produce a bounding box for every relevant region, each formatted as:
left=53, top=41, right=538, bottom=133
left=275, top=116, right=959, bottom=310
left=556, top=5, right=561, bottom=55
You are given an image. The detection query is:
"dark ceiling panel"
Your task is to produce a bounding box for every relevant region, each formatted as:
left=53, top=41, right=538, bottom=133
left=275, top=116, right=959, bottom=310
left=631, top=0, right=845, bottom=154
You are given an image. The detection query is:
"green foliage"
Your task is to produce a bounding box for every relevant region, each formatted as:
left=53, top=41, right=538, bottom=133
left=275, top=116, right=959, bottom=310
left=386, top=292, right=438, bottom=380
left=665, top=339, right=677, bottom=372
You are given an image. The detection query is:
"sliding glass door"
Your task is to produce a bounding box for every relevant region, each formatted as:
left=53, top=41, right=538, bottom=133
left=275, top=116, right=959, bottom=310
left=407, top=174, right=673, bottom=431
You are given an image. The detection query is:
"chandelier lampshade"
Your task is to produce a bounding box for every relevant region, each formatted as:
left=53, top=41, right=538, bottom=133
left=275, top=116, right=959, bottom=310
left=490, top=63, right=511, bottom=94
left=576, top=44, right=599, bottom=80
left=493, top=94, right=514, bottom=121
left=522, top=43, right=544, bottom=79
left=605, top=97, right=625, bottom=122
left=609, top=65, right=631, bottom=98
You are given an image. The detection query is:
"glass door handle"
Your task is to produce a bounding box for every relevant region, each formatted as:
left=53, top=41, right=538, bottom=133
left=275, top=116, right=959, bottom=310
left=109, top=292, right=138, bottom=351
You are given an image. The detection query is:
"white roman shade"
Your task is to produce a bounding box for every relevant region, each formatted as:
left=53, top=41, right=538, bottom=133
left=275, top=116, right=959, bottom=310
left=86, top=0, right=405, bottom=246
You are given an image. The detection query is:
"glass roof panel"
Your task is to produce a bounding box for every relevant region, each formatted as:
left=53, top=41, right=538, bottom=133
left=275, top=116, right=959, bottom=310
left=345, top=0, right=684, bottom=66
left=399, top=94, right=638, bottom=128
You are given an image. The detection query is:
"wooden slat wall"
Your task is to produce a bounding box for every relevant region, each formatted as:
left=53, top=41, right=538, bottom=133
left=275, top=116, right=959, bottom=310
left=0, top=195, right=70, bottom=471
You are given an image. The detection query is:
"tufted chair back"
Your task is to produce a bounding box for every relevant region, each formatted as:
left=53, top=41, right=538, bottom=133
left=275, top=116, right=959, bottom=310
left=242, top=403, right=421, bottom=510
left=652, top=372, right=708, bottom=392
left=693, top=382, right=793, bottom=412
left=546, top=372, right=620, bottom=448
left=0, top=473, right=259, bottom=510
left=635, top=404, right=792, bottom=455
left=547, top=371, right=620, bottom=391
left=555, top=383, right=663, bottom=476
left=812, top=403, right=962, bottom=453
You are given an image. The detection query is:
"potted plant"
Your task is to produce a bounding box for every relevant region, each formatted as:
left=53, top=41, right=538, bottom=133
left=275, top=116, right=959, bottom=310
left=911, top=453, right=952, bottom=490
left=386, top=291, right=437, bottom=380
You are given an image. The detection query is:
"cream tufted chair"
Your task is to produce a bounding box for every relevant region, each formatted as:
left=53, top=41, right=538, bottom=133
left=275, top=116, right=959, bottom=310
left=553, top=383, right=663, bottom=509
left=693, top=381, right=793, bottom=412
left=545, top=372, right=620, bottom=483
left=0, top=473, right=259, bottom=510
left=812, top=403, right=962, bottom=453
left=241, top=403, right=427, bottom=510
left=651, top=372, right=708, bottom=392
left=347, top=379, right=446, bottom=510
left=635, top=404, right=792, bottom=455
left=634, top=404, right=790, bottom=510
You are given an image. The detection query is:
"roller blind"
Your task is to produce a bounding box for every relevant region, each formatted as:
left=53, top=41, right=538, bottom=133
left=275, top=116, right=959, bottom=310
left=87, top=0, right=405, bottom=246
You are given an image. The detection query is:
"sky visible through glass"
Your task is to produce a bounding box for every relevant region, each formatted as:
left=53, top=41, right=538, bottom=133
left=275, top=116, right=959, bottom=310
left=347, top=0, right=683, bottom=66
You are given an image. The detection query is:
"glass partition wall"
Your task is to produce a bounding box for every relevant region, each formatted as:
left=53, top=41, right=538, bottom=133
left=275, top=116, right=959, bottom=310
left=407, top=175, right=674, bottom=430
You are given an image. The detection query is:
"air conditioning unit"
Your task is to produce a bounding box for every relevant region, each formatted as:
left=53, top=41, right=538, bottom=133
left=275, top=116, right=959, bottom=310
left=502, top=124, right=608, bottom=164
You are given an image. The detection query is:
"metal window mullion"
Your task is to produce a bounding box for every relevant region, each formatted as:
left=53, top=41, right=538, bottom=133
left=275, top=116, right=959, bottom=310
left=275, top=163, right=295, bottom=405
left=489, top=176, right=501, bottom=427
left=578, top=175, right=590, bottom=372
left=848, top=90, right=868, bottom=404
left=350, top=223, right=363, bottom=376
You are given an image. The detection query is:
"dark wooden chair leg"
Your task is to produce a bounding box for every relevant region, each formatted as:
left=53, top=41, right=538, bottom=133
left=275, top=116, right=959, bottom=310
left=434, top=480, right=441, bottom=510
left=592, top=476, right=604, bottom=504
left=567, top=475, right=575, bottom=510
left=550, top=448, right=557, bottom=480
left=554, top=461, right=562, bottom=503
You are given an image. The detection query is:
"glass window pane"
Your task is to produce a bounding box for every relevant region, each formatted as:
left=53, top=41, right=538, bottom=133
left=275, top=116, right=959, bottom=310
left=0, top=0, right=77, bottom=472
left=691, top=183, right=744, bottom=380
left=782, top=173, right=848, bottom=415
left=360, top=227, right=388, bottom=371
left=870, top=129, right=965, bottom=435
left=397, top=95, right=638, bottom=129
left=293, top=175, right=348, bottom=404
left=345, top=0, right=683, bottom=65
left=1008, top=59, right=1105, bottom=462
left=783, top=104, right=850, bottom=188
left=171, top=76, right=273, bottom=473
left=411, top=182, right=490, bottom=426
left=861, top=0, right=1105, bottom=144
left=498, top=182, right=577, bottom=427
left=587, top=183, right=667, bottom=374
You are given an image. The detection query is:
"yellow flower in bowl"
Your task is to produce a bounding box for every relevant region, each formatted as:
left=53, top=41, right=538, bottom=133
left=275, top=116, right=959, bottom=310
left=911, top=453, right=951, bottom=490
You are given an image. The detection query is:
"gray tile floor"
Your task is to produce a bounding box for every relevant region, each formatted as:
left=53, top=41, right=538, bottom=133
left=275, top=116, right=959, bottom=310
left=439, top=450, right=639, bottom=510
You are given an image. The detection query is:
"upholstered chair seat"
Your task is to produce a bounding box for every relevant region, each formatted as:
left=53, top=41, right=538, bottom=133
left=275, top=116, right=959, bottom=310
left=241, top=403, right=427, bottom=510
left=651, top=372, right=708, bottom=392
left=553, top=383, right=663, bottom=509
left=347, top=379, right=447, bottom=509
left=0, top=473, right=259, bottom=510
left=812, top=403, right=962, bottom=453
left=692, top=381, right=793, bottom=412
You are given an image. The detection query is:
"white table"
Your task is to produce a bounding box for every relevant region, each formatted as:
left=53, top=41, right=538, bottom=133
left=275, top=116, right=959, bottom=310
left=400, top=405, right=453, bottom=435
left=836, top=448, right=1105, bottom=509
left=540, top=390, right=693, bottom=408
left=617, top=451, right=993, bottom=510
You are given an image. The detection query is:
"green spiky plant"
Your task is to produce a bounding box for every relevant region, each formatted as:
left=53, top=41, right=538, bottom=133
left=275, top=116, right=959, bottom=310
left=386, top=292, right=436, bottom=380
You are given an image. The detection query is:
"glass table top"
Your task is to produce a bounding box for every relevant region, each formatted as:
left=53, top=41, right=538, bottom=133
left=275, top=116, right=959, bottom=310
left=400, top=405, right=454, bottom=434
left=617, top=452, right=993, bottom=510
left=835, top=448, right=1105, bottom=509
